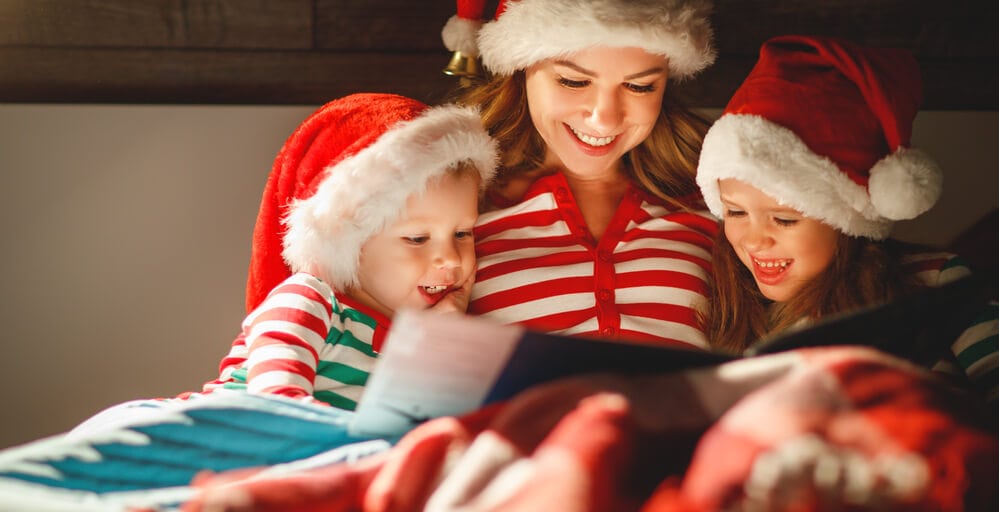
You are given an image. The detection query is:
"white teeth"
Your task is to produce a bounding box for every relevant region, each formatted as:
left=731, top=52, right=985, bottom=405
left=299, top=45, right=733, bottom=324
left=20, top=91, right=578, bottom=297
left=570, top=127, right=615, bottom=147
left=423, top=285, right=447, bottom=294
left=754, top=259, right=789, bottom=269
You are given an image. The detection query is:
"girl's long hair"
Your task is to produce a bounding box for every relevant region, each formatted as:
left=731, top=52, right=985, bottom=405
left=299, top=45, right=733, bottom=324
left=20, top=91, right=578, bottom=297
left=702, top=231, right=926, bottom=354
left=446, top=71, right=709, bottom=208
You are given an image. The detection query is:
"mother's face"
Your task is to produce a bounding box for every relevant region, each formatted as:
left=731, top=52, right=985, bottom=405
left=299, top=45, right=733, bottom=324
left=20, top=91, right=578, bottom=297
left=523, top=46, right=668, bottom=178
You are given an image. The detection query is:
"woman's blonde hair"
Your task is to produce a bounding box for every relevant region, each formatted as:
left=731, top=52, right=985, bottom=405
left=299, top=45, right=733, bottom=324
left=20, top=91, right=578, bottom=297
left=446, top=71, right=709, bottom=208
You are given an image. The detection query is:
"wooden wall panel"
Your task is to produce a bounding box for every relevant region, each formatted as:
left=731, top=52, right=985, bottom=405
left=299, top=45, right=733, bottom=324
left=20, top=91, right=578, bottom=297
left=0, top=0, right=312, bottom=48
left=713, top=0, right=998, bottom=58
left=314, top=0, right=455, bottom=50
left=0, top=0, right=995, bottom=109
left=0, top=48, right=454, bottom=105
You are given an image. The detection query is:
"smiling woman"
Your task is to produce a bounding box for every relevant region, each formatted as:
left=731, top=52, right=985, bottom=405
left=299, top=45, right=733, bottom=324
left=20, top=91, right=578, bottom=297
left=444, top=0, right=720, bottom=348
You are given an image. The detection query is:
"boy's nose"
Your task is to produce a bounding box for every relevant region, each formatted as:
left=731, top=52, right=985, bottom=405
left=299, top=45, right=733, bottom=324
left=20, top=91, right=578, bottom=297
left=434, top=240, right=462, bottom=268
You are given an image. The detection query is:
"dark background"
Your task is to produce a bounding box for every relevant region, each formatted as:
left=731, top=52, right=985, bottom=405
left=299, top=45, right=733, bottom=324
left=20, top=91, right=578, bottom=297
left=2, top=0, right=997, bottom=109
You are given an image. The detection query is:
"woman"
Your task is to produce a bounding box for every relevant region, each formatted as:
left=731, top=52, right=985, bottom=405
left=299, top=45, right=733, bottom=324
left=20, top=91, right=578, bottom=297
left=443, top=0, right=720, bottom=347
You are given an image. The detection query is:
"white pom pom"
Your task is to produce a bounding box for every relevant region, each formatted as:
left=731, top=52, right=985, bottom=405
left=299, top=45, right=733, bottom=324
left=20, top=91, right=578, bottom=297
left=868, top=147, right=943, bottom=220
left=442, top=15, right=483, bottom=55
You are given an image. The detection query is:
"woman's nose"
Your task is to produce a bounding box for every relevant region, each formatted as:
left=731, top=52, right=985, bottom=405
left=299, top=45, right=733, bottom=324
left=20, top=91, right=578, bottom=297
left=586, top=90, right=623, bottom=132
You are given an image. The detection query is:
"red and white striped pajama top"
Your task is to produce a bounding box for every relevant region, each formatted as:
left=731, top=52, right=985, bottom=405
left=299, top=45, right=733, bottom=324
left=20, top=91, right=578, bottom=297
left=201, top=272, right=389, bottom=411
left=471, top=172, right=718, bottom=349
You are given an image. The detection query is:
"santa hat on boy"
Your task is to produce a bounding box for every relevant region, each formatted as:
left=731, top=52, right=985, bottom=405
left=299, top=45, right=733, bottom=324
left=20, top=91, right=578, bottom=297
left=442, top=0, right=717, bottom=80
left=245, top=93, right=497, bottom=311
left=697, top=35, right=943, bottom=239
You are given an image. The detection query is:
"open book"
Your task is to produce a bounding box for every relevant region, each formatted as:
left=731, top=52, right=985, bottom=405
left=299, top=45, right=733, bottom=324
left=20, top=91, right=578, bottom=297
left=350, top=275, right=989, bottom=437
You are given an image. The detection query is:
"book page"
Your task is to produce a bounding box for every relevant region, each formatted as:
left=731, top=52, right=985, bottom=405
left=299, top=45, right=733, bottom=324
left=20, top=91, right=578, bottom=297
left=349, top=310, right=524, bottom=437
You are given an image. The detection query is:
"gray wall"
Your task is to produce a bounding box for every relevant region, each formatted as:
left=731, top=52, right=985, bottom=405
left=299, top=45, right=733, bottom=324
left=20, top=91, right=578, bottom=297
left=0, top=105, right=996, bottom=448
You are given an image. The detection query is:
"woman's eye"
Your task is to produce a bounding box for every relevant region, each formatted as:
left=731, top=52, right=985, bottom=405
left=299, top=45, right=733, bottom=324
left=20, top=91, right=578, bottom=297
left=557, top=77, right=589, bottom=89
left=403, top=235, right=429, bottom=244
left=626, top=83, right=657, bottom=93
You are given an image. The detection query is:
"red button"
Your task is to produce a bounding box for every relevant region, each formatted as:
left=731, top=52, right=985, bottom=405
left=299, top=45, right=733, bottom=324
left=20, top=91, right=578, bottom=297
left=597, top=289, right=612, bottom=301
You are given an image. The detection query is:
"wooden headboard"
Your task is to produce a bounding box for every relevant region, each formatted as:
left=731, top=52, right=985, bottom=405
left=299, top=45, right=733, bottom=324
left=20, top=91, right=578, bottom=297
left=1, top=0, right=996, bottom=109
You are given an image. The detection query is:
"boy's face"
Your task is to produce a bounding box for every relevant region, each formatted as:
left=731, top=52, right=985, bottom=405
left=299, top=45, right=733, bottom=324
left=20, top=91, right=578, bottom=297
left=349, top=171, right=480, bottom=318
left=717, top=178, right=839, bottom=303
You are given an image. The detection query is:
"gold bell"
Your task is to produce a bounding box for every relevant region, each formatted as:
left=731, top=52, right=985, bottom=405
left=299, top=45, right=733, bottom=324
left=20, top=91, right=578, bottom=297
left=443, top=51, right=481, bottom=78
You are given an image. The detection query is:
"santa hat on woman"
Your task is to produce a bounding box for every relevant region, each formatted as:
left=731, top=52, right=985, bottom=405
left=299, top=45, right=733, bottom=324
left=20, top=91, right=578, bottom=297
left=696, top=35, right=943, bottom=239
left=442, top=0, right=717, bottom=80
left=245, top=93, right=497, bottom=311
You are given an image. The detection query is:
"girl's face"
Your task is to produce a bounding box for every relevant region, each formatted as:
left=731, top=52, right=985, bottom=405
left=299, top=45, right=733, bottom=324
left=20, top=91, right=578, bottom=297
left=718, top=178, right=840, bottom=303
left=349, top=171, right=480, bottom=317
left=523, top=46, right=668, bottom=178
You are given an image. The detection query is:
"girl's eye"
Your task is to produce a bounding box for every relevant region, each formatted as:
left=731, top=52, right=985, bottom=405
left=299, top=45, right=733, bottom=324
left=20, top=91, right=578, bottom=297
left=403, top=235, right=428, bottom=244
left=557, top=77, right=589, bottom=89
left=625, top=83, right=657, bottom=93
left=455, top=230, right=474, bottom=240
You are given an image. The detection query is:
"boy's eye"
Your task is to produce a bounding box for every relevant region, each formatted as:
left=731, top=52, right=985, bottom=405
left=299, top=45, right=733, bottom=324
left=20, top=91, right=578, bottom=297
left=557, top=77, right=589, bottom=89
left=455, top=230, right=474, bottom=240
left=403, top=235, right=428, bottom=244
left=625, top=82, right=656, bottom=93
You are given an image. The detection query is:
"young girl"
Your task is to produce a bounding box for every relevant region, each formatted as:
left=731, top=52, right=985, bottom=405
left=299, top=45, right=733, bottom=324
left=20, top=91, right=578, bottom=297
left=198, top=93, right=498, bottom=410
left=696, top=35, right=998, bottom=411
left=440, top=0, right=719, bottom=347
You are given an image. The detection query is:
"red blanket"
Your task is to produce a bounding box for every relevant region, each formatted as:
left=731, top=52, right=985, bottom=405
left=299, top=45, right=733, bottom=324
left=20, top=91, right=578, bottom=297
left=183, top=347, right=998, bottom=511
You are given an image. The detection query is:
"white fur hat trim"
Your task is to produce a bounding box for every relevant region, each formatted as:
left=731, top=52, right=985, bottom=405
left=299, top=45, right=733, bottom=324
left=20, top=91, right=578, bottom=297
left=477, top=0, right=716, bottom=80
left=697, top=114, right=893, bottom=239
left=282, top=104, right=497, bottom=290
left=868, top=147, right=942, bottom=221
left=442, top=14, right=483, bottom=56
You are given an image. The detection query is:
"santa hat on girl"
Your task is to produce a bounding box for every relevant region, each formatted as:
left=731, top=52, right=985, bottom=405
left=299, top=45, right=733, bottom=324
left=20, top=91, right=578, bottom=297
left=245, top=93, right=497, bottom=311
left=442, top=0, right=717, bottom=80
left=697, top=35, right=943, bottom=239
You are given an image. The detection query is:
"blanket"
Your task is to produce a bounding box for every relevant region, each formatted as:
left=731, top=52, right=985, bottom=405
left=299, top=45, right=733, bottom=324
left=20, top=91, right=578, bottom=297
left=182, top=347, right=999, bottom=512
left=0, top=392, right=391, bottom=511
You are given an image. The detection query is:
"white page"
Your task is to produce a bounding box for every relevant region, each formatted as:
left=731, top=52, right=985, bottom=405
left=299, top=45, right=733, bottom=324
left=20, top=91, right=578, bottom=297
left=350, top=310, right=524, bottom=437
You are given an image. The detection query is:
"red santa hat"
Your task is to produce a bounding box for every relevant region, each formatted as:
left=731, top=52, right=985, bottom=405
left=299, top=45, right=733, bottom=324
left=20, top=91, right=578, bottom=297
left=697, top=35, right=943, bottom=239
left=245, top=93, right=497, bottom=311
left=442, top=0, right=716, bottom=80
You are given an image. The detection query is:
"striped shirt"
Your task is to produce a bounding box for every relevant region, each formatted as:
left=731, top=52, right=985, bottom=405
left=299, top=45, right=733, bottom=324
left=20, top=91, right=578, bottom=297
left=201, top=273, right=388, bottom=411
left=471, top=172, right=718, bottom=348
left=903, top=251, right=999, bottom=412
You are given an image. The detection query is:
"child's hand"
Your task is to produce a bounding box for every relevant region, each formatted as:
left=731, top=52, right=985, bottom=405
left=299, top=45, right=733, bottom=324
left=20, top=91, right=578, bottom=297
left=429, top=267, right=476, bottom=314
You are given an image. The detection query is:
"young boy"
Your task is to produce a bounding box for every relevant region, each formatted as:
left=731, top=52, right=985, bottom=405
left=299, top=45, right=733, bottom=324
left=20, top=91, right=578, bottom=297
left=201, top=93, right=497, bottom=410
